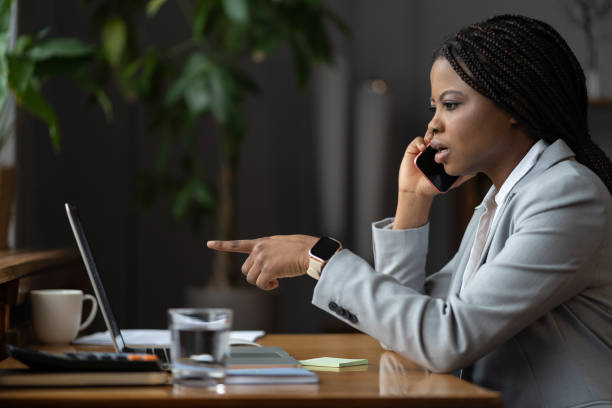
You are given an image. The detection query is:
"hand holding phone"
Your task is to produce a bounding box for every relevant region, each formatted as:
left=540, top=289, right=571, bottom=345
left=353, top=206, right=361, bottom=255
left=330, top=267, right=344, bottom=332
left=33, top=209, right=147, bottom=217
left=413, top=145, right=459, bottom=193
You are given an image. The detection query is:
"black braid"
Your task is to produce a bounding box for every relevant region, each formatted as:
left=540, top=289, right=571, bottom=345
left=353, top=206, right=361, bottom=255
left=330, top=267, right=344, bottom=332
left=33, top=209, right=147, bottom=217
left=433, top=15, right=612, bottom=193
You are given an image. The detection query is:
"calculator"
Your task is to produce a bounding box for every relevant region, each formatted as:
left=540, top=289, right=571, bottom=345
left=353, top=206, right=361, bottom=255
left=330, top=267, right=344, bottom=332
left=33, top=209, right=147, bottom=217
left=5, top=345, right=163, bottom=372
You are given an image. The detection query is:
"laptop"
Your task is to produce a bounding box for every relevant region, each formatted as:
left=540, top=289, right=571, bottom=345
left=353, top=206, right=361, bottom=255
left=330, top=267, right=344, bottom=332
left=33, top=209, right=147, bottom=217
left=65, top=203, right=299, bottom=368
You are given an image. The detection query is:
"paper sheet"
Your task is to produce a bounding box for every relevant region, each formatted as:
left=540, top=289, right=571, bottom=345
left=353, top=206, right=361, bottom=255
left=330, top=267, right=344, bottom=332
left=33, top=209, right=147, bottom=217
left=73, top=329, right=265, bottom=347
left=301, top=365, right=368, bottom=372
left=299, top=357, right=368, bottom=368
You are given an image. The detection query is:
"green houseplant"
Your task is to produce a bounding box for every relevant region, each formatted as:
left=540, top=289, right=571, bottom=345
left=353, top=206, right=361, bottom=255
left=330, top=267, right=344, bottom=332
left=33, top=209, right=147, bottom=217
left=88, top=0, right=348, bottom=288
left=0, top=0, right=105, bottom=248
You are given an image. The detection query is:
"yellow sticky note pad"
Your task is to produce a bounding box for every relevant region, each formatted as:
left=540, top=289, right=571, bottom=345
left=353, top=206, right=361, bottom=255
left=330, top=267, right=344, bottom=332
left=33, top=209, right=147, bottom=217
left=299, top=357, right=368, bottom=368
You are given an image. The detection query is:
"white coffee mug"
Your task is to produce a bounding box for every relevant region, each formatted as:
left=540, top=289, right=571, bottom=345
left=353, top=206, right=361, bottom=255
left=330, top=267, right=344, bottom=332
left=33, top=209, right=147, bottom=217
left=30, top=289, right=98, bottom=344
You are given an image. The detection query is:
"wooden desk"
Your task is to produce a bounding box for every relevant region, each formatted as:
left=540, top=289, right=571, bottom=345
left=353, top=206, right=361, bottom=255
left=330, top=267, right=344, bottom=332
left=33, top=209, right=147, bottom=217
left=0, top=333, right=501, bottom=407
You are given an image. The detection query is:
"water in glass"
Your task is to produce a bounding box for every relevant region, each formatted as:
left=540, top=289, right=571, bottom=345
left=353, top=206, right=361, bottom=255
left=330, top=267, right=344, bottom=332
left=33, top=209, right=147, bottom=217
left=169, top=308, right=232, bottom=387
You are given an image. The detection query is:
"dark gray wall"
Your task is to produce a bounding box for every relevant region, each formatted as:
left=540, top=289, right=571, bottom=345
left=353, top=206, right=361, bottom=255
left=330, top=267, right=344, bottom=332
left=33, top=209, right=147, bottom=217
left=17, top=1, right=612, bottom=332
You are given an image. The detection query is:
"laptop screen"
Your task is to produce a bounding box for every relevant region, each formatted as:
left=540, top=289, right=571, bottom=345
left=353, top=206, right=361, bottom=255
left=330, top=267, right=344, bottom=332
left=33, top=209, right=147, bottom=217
left=65, top=203, right=127, bottom=352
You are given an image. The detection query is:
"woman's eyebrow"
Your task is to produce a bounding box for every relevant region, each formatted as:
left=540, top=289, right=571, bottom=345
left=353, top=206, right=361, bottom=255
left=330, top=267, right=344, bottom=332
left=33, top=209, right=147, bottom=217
left=430, top=90, right=464, bottom=102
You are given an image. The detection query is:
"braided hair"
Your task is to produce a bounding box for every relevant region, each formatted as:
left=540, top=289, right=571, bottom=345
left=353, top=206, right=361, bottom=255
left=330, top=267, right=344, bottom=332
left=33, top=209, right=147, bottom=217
left=433, top=14, right=612, bottom=193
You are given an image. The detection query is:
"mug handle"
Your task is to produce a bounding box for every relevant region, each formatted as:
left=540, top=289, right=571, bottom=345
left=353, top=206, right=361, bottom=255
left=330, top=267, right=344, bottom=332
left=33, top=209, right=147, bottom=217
left=79, top=294, right=98, bottom=331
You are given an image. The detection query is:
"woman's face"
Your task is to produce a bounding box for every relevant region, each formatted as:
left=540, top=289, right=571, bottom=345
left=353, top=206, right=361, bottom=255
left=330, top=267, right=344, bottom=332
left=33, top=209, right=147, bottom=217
left=428, top=57, right=530, bottom=185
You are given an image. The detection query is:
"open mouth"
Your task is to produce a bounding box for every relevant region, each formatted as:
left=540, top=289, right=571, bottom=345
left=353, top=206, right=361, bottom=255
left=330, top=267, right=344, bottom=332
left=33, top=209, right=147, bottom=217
left=429, top=140, right=450, bottom=164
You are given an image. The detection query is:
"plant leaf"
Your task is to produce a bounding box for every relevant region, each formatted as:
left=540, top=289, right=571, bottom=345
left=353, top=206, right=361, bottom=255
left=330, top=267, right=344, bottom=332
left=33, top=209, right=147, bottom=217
left=146, top=0, right=168, bottom=17
left=193, top=0, right=212, bottom=39
left=209, top=64, right=234, bottom=124
left=19, top=84, right=60, bottom=152
left=27, top=38, right=95, bottom=60
left=164, top=52, right=208, bottom=107
left=34, top=26, right=52, bottom=41
left=0, top=0, right=11, bottom=35
left=101, top=16, right=127, bottom=66
left=221, top=0, right=248, bottom=24
left=33, top=55, right=91, bottom=78
left=93, top=87, right=113, bottom=122
left=7, top=54, right=35, bottom=93
left=0, top=0, right=12, bottom=114
left=251, top=26, right=284, bottom=57
left=171, top=177, right=215, bottom=221
left=12, top=35, right=32, bottom=56
left=223, top=22, right=247, bottom=55
left=138, top=47, right=158, bottom=97
left=75, top=75, right=114, bottom=122
left=171, top=179, right=194, bottom=220
left=305, top=16, right=332, bottom=62
left=222, top=102, right=244, bottom=147
left=0, top=56, right=7, bottom=117
left=191, top=178, right=215, bottom=208
left=184, top=76, right=211, bottom=115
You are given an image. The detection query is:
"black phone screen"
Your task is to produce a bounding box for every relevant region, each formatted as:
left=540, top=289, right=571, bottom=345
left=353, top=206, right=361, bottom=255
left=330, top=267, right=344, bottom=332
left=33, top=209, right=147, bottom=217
left=414, top=146, right=459, bottom=192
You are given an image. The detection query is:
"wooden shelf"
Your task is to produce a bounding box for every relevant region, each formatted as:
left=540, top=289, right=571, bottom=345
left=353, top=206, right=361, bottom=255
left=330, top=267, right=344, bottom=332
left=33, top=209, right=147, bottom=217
left=0, top=248, right=83, bottom=352
left=0, top=249, right=79, bottom=285
left=588, top=97, right=612, bottom=107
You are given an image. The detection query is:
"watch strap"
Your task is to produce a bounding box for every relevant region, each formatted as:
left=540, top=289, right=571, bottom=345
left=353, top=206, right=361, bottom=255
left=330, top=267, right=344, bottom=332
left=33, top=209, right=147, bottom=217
left=307, top=237, right=342, bottom=281
left=306, top=257, right=324, bottom=280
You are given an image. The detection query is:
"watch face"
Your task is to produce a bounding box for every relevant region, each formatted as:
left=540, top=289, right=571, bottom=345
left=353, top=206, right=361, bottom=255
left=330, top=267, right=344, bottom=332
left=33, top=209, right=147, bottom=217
left=311, top=237, right=341, bottom=261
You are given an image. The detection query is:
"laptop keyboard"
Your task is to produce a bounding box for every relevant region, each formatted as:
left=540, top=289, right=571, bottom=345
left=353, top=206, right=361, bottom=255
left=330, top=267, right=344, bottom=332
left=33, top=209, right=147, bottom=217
left=149, top=348, right=171, bottom=363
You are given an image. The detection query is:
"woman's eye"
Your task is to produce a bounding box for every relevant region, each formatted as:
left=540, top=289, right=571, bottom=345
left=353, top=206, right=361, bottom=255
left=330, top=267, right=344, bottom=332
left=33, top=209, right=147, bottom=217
left=444, top=102, right=459, bottom=110
left=428, top=106, right=436, bottom=113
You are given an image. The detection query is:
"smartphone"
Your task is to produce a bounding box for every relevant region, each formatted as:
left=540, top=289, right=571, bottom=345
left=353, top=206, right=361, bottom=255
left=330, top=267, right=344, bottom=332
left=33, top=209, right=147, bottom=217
left=413, top=145, right=459, bottom=193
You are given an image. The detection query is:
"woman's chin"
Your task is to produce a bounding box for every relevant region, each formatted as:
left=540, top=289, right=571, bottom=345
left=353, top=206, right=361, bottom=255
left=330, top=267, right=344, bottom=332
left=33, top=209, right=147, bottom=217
left=442, top=163, right=460, bottom=176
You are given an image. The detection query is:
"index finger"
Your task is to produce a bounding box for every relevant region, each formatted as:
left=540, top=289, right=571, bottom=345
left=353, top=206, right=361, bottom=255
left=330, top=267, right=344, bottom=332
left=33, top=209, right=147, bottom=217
left=206, top=239, right=256, bottom=254
left=406, top=136, right=427, bottom=155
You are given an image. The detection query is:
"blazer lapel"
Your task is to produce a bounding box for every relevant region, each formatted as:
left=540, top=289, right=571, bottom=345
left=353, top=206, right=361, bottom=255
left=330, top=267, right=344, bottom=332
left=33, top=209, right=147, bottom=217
left=464, top=139, right=576, bottom=276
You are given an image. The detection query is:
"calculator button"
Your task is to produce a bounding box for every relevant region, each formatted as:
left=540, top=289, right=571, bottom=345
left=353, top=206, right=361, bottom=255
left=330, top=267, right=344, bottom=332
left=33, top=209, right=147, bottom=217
left=127, top=354, right=158, bottom=361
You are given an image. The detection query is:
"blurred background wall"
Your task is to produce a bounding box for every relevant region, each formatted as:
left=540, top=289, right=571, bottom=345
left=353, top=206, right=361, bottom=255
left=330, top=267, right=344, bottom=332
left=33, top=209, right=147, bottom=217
left=15, top=0, right=612, bottom=332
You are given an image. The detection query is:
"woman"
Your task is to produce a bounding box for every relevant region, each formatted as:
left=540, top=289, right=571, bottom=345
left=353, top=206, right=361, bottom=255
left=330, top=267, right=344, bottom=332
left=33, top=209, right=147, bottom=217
left=208, top=15, right=612, bottom=408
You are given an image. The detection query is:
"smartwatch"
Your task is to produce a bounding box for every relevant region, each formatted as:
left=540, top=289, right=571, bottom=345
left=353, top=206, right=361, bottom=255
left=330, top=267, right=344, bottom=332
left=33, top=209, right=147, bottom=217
left=306, top=237, right=342, bottom=280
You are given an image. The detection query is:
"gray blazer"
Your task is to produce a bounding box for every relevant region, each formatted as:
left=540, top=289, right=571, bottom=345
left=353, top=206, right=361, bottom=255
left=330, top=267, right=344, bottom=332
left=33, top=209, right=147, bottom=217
left=312, top=139, right=612, bottom=408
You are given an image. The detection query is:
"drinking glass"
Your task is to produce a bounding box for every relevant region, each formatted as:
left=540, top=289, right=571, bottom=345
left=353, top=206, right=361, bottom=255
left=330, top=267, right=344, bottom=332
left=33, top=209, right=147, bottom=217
left=168, top=308, right=233, bottom=387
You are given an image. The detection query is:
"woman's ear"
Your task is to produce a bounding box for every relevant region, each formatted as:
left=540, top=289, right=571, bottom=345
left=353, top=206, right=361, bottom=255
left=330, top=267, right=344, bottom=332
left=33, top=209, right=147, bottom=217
left=509, top=117, right=519, bottom=127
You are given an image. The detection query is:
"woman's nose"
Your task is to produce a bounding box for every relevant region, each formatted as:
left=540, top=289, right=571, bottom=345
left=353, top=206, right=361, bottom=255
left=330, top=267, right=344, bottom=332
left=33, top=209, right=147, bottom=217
left=427, top=119, right=441, bottom=137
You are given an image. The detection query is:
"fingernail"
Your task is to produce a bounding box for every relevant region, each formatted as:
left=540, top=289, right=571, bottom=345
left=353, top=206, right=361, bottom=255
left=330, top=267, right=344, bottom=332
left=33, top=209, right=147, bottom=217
left=206, top=241, right=216, bottom=247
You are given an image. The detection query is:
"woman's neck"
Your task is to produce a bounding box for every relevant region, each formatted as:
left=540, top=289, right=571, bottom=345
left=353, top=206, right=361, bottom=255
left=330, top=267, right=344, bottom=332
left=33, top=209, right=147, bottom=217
left=487, top=134, right=537, bottom=190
